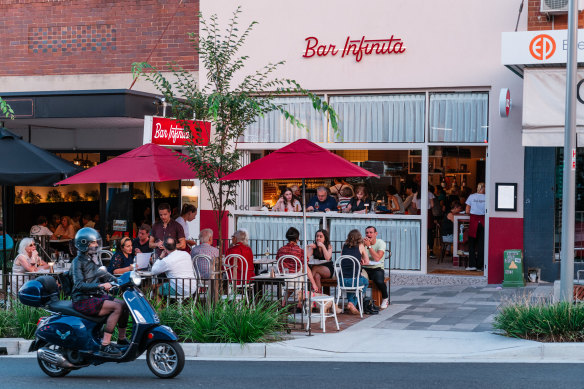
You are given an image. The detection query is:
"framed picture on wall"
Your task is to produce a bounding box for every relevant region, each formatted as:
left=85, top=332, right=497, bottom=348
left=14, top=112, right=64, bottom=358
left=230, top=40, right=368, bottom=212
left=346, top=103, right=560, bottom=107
left=495, top=183, right=517, bottom=212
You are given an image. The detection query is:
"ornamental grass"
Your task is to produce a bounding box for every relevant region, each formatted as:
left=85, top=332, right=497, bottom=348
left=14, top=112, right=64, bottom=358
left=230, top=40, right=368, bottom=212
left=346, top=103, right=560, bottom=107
left=493, top=293, right=584, bottom=342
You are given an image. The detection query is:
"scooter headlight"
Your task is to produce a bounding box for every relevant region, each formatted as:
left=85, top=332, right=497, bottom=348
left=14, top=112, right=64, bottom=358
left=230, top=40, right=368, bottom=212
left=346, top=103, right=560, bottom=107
left=130, top=271, right=142, bottom=286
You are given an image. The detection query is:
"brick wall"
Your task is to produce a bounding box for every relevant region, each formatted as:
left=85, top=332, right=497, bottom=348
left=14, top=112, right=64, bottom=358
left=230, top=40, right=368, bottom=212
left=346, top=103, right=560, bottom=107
left=0, top=0, right=198, bottom=76
left=528, top=0, right=584, bottom=30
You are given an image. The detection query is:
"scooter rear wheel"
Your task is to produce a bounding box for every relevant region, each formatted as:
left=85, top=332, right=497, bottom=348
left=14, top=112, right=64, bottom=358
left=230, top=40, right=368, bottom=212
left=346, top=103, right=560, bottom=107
left=146, top=341, right=185, bottom=379
left=37, top=345, right=71, bottom=378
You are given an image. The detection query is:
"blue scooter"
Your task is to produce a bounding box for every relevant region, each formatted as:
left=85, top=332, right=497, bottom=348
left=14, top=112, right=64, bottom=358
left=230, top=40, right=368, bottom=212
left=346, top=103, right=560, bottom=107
left=18, top=271, right=184, bottom=379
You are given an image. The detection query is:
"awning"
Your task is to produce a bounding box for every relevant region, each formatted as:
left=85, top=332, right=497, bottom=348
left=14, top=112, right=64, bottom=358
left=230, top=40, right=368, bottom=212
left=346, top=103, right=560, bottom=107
left=522, top=68, right=584, bottom=147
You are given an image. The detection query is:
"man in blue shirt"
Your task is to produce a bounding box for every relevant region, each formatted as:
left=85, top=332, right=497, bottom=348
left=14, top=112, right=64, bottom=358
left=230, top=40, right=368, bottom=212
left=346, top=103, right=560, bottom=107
left=306, top=186, right=337, bottom=212
left=0, top=222, right=14, bottom=269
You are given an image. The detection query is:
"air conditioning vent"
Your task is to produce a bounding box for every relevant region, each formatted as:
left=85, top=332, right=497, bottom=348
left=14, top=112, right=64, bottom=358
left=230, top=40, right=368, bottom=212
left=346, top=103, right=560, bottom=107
left=540, top=0, right=569, bottom=14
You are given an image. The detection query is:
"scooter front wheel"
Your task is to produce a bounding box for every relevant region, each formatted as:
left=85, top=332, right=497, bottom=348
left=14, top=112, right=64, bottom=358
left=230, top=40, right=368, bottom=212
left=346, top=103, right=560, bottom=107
left=37, top=344, right=71, bottom=378
left=146, top=341, right=185, bottom=379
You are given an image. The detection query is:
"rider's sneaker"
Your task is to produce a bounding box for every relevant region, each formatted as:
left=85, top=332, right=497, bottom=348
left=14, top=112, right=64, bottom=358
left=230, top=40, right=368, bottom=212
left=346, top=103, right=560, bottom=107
left=100, top=343, right=122, bottom=356
left=117, top=338, right=130, bottom=346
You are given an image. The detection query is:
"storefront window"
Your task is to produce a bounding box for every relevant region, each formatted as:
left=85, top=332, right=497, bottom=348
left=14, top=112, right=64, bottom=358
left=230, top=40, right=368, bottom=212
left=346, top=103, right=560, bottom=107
left=243, top=97, right=327, bottom=143
left=429, top=92, right=488, bottom=143
left=329, top=94, right=425, bottom=143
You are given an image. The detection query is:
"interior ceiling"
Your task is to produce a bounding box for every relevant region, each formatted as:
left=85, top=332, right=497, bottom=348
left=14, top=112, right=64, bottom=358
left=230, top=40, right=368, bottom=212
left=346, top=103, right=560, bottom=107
left=2, top=117, right=145, bottom=130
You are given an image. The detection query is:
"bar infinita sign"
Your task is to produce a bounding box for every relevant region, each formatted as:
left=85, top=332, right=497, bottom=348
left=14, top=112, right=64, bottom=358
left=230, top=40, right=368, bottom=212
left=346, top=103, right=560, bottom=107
left=302, top=35, right=406, bottom=62
left=143, top=116, right=210, bottom=147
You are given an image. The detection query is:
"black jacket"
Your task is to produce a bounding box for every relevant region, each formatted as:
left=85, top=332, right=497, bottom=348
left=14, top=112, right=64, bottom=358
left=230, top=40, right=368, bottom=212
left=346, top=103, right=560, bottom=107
left=71, top=252, right=116, bottom=302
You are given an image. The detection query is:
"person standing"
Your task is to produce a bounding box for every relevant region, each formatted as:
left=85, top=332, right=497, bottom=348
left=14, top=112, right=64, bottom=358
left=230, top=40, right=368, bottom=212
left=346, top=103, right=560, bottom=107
left=175, top=204, right=197, bottom=250
left=465, top=183, right=486, bottom=271
left=362, top=226, right=389, bottom=309
left=149, top=203, right=186, bottom=257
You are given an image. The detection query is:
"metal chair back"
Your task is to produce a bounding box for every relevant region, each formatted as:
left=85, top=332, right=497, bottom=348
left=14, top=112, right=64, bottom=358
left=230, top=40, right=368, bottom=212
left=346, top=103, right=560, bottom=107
left=276, top=254, right=302, bottom=275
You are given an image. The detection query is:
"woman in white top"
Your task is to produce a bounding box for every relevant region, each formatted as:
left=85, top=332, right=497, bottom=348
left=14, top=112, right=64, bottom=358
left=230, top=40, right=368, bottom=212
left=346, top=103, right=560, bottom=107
left=12, top=238, right=49, bottom=292
left=272, top=187, right=301, bottom=212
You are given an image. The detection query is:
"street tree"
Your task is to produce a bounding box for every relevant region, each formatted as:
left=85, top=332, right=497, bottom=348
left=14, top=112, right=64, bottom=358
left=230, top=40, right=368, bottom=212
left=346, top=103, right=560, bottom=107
left=132, top=7, right=338, bottom=253
left=0, top=98, right=14, bottom=120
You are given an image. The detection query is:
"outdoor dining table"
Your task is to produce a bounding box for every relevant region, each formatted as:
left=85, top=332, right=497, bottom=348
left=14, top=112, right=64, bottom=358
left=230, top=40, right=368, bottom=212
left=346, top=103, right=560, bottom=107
left=253, top=256, right=276, bottom=274
left=252, top=272, right=305, bottom=301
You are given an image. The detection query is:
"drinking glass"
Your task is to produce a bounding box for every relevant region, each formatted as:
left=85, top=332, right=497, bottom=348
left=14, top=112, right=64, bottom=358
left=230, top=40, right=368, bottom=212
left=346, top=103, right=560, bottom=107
left=315, top=202, right=320, bottom=211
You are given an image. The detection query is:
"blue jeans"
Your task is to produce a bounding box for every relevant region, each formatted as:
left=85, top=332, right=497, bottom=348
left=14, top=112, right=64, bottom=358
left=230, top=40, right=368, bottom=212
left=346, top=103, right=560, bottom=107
left=343, top=276, right=368, bottom=306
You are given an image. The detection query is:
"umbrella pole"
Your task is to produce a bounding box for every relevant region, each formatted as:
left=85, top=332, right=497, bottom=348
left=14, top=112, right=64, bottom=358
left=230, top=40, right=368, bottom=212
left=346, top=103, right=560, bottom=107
left=302, top=178, right=311, bottom=335
left=150, top=182, right=156, bottom=225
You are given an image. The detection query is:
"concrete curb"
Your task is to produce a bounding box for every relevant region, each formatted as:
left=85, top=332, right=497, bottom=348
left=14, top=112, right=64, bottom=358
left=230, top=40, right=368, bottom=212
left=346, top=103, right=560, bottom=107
left=4, top=337, right=584, bottom=363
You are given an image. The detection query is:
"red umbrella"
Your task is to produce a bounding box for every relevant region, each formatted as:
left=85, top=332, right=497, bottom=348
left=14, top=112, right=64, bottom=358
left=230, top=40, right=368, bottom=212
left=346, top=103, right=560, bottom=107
left=57, top=143, right=196, bottom=224
left=221, top=139, right=378, bottom=328
left=57, top=143, right=195, bottom=184
left=221, top=139, right=377, bottom=180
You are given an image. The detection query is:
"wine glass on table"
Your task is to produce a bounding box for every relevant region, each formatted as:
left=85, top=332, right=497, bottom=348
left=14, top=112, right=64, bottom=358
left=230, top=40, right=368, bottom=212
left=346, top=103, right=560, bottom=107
left=314, top=202, right=320, bottom=212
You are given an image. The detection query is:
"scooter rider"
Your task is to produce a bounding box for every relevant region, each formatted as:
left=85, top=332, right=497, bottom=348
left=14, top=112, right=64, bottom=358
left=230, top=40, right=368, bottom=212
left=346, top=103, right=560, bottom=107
left=71, top=227, right=129, bottom=356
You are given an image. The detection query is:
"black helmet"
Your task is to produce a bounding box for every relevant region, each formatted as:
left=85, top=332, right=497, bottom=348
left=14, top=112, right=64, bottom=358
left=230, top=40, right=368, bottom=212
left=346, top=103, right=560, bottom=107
left=75, top=227, right=102, bottom=253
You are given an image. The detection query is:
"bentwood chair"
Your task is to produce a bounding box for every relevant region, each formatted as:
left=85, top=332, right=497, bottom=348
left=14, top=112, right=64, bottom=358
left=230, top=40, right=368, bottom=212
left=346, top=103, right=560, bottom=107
left=334, top=255, right=364, bottom=318
left=192, top=254, right=212, bottom=302
left=223, top=253, right=253, bottom=303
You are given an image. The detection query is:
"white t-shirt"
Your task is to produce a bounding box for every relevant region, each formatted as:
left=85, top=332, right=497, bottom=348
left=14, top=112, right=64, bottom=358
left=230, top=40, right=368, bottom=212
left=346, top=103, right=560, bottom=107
left=30, top=225, right=53, bottom=236
left=151, top=250, right=196, bottom=296
left=427, top=192, right=435, bottom=209
left=466, top=193, right=486, bottom=215
left=175, top=216, right=190, bottom=239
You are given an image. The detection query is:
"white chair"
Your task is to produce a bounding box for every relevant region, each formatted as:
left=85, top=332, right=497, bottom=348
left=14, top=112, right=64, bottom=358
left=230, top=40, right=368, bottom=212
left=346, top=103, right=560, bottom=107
left=276, top=255, right=304, bottom=305
left=192, top=254, right=212, bottom=302
left=334, top=255, right=365, bottom=318
left=223, top=253, right=253, bottom=303
left=97, top=250, right=113, bottom=267
left=307, top=295, right=339, bottom=333
left=275, top=255, right=303, bottom=275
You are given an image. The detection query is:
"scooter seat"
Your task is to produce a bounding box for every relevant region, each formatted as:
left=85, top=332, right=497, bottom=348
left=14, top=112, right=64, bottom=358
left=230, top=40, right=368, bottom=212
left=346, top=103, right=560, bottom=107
left=47, top=300, right=108, bottom=324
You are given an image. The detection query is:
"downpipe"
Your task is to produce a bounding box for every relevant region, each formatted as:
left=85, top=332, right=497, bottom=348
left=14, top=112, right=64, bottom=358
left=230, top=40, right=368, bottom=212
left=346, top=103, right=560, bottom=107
left=38, top=347, right=78, bottom=369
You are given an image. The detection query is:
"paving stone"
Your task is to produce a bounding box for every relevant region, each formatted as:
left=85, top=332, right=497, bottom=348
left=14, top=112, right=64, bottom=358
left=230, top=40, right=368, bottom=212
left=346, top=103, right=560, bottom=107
left=427, top=324, right=454, bottom=331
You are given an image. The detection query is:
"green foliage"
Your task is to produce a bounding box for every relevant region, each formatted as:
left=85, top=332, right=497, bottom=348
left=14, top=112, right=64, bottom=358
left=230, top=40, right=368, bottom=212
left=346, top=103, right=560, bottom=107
left=132, top=7, right=338, bottom=254
left=24, top=189, right=42, bottom=204
left=46, top=189, right=64, bottom=203
left=0, top=97, right=14, bottom=120
left=493, top=297, right=584, bottom=342
left=151, top=297, right=287, bottom=344
left=0, top=300, right=46, bottom=339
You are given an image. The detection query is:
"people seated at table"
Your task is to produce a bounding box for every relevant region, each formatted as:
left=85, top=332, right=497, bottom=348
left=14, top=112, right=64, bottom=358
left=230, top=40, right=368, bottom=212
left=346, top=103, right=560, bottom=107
left=71, top=211, right=83, bottom=231
left=175, top=203, right=198, bottom=250
left=362, top=226, right=389, bottom=309
left=48, top=213, right=61, bottom=233
left=132, top=224, right=153, bottom=255
left=51, top=215, right=76, bottom=240
left=149, top=203, right=186, bottom=257
left=290, top=185, right=301, bottom=200
left=191, top=228, right=219, bottom=279
left=107, top=237, right=135, bottom=275
left=82, top=214, right=95, bottom=229
left=12, top=238, right=49, bottom=291
left=272, top=187, right=302, bottom=212
left=441, top=201, right=464, bottom=243
left=340, top=229, right=370, bottom=314
left=30, top=216, right=53, bottom=236
left=306, top=186, right=337, bottom=212
left=225, top=229, right=255, bottom=283
left=344, top=185, right=370, bottom=214
left=151, top=236, right=196, bottom=298
left=307, top=229, right=334, bottom=292
left=386, top=185, right=405, bottom=214
left=276, top=227, right=319, bottom=289
left=337, top=186, right=353, bottom=212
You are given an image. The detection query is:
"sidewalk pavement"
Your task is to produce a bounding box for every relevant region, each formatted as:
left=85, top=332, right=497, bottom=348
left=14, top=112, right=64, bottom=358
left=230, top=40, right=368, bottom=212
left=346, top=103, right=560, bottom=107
left=3, top=283, right=584, bottom=363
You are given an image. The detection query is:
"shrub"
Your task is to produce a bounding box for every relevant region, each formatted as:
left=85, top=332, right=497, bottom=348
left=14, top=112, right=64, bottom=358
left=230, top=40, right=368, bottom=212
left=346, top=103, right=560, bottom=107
left=12, top=302, right=45, bottom=340
left=156, top=298, right=287, bottom=344
left=493, top=296, right=584, bottom=342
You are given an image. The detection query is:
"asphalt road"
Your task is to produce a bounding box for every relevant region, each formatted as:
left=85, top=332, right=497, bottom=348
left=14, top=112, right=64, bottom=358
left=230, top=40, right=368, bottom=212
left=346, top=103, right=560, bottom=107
left=0, top=358, right=582, bottom=388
